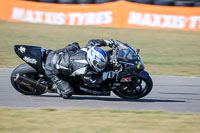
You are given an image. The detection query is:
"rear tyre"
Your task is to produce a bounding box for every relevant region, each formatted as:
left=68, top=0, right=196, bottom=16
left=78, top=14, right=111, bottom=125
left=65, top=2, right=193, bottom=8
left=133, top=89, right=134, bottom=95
left=174, top=1, right=194, bottom=6
left=135, top=0, right=154, bottom=4
left=39, top=0, right=57, bottom=3
left=57, top=0, right=76, bottom=4
left=95, top=0, right=116, bottom=4
left=77, top=0, right=94, bottom=4
left=113, top=76, right=153, bottom=99
left=194, top=2, right=200, bottom=6
left=10, top=63, right=45, bottom=95
left=153, top=0, right=174, bottom=6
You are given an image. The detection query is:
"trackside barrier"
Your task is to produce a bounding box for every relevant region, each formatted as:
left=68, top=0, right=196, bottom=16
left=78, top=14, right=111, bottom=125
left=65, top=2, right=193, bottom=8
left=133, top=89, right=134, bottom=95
left=0, top=0, right=200, bottom=31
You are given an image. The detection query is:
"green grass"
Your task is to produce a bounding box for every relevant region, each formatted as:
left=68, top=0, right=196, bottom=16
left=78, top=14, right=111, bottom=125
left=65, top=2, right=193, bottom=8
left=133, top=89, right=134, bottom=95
left=0, top=108, right=200, bottom=133
left=0, top=20, right=200, bottom=76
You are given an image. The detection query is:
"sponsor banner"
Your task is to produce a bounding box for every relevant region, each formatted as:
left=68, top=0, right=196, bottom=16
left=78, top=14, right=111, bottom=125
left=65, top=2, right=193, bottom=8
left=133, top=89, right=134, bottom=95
left=0, top=0, right=200, bottom=31
left=124, top=3, right=200, bottom=30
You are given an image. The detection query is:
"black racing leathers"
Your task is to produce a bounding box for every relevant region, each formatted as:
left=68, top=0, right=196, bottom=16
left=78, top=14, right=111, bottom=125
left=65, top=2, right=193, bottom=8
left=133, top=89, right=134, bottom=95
left=45, top=42, right=80, bottom=78
left=45, top=39, right=111, bottom=96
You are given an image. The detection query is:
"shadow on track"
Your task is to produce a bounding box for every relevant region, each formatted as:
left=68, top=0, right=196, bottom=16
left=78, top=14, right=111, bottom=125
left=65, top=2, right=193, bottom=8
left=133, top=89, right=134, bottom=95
left=35, top=94, right=185, bottom=103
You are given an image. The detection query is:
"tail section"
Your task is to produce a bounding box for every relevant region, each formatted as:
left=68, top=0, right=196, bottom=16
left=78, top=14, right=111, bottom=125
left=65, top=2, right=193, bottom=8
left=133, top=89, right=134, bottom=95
left=14, top=45, right=46, bottom=74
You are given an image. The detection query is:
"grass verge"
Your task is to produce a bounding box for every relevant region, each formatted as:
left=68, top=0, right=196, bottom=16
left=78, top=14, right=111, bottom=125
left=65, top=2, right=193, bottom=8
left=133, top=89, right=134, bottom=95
left=0, top=108, right=200, bottom=133
left=0, top=20, right=200, bottom=76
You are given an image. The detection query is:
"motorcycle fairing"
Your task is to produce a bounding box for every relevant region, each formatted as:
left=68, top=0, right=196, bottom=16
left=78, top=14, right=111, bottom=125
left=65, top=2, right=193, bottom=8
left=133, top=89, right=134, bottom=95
left=118, top=70, right=150, bottom=82
left=14, top=45, right=46, bottom=74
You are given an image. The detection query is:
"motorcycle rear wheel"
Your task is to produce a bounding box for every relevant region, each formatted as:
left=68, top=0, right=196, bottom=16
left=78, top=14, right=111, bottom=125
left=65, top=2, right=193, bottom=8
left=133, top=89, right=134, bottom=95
left=113, top=76, right=153, bottom=99
left=10, top=63, right=46, bottom=95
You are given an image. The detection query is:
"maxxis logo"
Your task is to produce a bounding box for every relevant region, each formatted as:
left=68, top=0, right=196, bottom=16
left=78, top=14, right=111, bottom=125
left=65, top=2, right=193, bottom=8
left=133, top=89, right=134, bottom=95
left=128, top=11, right=200, bottom=30
left=12, top=7, right=113, bottom=25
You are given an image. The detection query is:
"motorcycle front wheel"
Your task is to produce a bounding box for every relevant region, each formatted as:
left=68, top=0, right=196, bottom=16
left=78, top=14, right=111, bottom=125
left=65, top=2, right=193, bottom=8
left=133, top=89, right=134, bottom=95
left=113, top=76, right=153, bottom=99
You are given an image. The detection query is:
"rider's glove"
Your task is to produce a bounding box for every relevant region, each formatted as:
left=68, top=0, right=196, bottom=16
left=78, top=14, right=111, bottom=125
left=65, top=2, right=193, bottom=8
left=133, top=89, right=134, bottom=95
left=102, top=71, right=115, bottom=81
left=104, top=39, right=115, bottom=48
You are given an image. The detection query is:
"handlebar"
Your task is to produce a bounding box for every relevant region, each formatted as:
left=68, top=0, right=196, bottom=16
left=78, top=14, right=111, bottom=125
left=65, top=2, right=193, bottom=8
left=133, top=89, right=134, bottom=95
left=110, top=39, right=119, bottom=49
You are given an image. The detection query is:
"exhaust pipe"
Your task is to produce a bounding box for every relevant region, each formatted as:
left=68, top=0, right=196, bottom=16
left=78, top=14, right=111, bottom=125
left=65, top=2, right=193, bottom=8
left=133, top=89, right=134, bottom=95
left=14, top=73, right=48, bottom=93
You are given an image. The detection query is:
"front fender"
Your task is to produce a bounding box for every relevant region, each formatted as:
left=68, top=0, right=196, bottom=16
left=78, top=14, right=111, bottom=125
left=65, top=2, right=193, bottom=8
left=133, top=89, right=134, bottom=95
left=136, top=70, right=150, bottom=79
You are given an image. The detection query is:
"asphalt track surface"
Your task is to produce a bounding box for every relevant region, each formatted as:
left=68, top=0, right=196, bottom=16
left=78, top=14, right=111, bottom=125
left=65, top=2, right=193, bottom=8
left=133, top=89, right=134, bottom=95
left=0, top=68, right=200, bottom=113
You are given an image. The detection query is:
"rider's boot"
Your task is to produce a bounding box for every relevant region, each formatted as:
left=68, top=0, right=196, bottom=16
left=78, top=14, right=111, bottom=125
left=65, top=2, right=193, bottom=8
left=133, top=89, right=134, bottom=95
left=51, top=76, right=74, bottom=99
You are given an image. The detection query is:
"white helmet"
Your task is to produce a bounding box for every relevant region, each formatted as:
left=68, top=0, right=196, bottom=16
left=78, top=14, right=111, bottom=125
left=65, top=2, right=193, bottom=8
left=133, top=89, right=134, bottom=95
left=87, top=46, right=108, bottom=72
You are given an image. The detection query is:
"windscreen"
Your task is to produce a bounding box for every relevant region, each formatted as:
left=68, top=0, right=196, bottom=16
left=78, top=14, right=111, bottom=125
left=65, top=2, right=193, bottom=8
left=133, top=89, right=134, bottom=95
left=117, top=40, right=137, bottom=60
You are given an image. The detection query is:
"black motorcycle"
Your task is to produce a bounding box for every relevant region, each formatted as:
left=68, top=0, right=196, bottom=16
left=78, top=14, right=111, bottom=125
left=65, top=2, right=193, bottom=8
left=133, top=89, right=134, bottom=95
left=10, top=40, right=153, bottom=99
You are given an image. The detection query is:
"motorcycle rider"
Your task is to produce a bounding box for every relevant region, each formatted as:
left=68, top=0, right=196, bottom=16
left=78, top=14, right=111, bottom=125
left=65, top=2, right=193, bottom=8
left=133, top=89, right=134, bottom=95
left=45, top=39, right=116, bottom=99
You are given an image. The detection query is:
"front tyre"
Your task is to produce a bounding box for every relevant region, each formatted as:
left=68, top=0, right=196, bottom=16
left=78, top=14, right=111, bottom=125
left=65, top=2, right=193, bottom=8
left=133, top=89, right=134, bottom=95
left=10, top=63, right=45, bottom=95
left=113, top=76, right=153, bottom=99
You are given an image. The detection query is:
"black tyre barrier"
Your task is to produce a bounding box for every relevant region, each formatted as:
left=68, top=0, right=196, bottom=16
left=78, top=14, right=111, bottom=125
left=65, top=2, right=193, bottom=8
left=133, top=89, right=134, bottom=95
left=174, top=0, right=192, bottom=2
left=192, top=0, right=200, bottom=2
left=95, top=0, right=116, bottom=4
left=194, top=2, right=200, bottom=6
left=57, top=0, right=75, bottom=4
left=39, top=0, right=57, bottom=3
left=135, top=0, right=154, bottom=4
left=174, top=1, right=194, bottom=6
left=77, top=0, right=94, bottom=4
left=153, top=0, right=174, bottom=6
left=127, top=0, right=136, bottom=2
left=25, top=0, right=39, bottom=1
